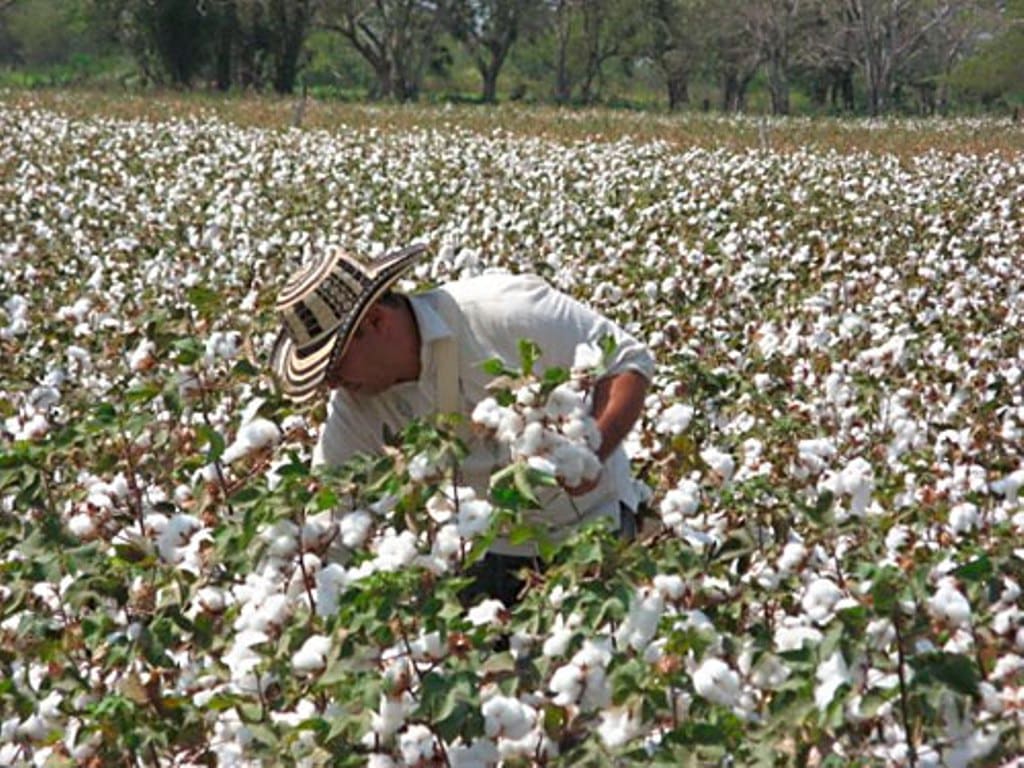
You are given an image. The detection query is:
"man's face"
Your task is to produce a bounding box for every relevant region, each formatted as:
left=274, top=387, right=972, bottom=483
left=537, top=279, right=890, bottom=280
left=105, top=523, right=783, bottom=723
left=323, top=304, right=410, bottom=396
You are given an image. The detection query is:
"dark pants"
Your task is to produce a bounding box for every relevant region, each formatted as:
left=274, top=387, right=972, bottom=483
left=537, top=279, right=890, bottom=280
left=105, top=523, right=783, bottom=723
left=462, top=505, right=638, bottom=607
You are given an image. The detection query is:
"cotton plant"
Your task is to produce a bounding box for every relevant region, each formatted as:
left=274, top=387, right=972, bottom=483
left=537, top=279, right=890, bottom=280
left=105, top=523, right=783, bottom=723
left=2, top=99, right=1024, bottom=764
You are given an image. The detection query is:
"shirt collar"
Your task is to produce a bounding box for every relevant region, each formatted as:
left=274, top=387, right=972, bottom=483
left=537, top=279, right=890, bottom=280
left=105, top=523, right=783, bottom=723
left=408, top=293, right=453, bottom=383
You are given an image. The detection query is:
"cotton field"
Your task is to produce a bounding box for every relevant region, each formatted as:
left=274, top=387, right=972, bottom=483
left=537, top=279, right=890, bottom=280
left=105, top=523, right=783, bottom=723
left=1, top=96, right=1024, bottom=767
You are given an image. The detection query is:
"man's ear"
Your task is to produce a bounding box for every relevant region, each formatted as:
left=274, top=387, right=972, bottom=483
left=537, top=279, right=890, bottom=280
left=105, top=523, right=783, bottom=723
left=363, top=302, right=387, bottom=330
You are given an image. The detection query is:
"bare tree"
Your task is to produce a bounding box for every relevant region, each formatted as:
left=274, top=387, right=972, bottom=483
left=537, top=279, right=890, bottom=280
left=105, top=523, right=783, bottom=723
left=320, top=0, right=445, bottom=100
left=742, top=0, right=810, bottom=114
left=576, top=0, right=640, bottom=103
left=644, top=0, right=709, bottom=110
left=446, top=0, right=542, bottom=102
left=817, top=0, right=965, bottom=114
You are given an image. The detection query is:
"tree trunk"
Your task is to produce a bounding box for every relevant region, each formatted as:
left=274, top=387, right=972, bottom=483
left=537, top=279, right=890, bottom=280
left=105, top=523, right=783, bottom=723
left=768, top=57, right=789, bottom=115
left=667, top=74, right=688, bottom=110
left=480, top=64, right=499, bottom=103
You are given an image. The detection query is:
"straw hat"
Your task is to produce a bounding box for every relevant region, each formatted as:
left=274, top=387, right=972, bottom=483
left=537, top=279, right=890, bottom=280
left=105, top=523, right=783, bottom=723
left=270, top=243, right=427, bottom=402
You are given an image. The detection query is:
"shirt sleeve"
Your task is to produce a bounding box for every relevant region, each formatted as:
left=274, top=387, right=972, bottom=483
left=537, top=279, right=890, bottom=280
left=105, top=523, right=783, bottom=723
left=459, top=274, right=655, bottom=382
left=312, top=390, right=384, bottom=468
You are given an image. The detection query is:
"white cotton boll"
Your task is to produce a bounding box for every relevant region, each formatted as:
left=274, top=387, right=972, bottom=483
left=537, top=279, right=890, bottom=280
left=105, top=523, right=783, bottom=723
left=814, top=651, right=851, bottom=711
left=527, top=454, right=558, bottom=477
left=797, top=438, right=835, bottom=474
left=302, top=512, right=335, bottom=550
left=410, top=631, right=445, bottom=661
left=67, top=513, right=97, bottom=539
left=128, top=339, right=156, bottom=372
left=12, top=413, right=49, bottom=441
left=467, top=599, right=506, bottom=627
left=156, top=514, right=201, bottom=563
left=447, top=738, right=500, bottom=768
left=839, top=457, right=874, bottom=516
left=692, top=657, right=741, bottom=708
left=701, top=447, right=735, bottom=483
left=928, top=578, right=972, bottom=628
left=656, top=403, right=694, bottom=435
left=222, top=418, right=281, bottom=463
left=865, top=618, right=896, bottom=649
left=340, top=510, right=373, bottom=549
left=573, top=342, right=604, bottom=371
left=660, top=480, right=700, bottom=519
left=408, top=452, right=435, bottom=482
left=562, top=415, right=602, bottom=451
left=991, top=468, right=1024, bottom=504
left=371, top=693, right=412, bottom=739
left=399, top=724, right=436, bottom=765
left=542, top=619, right=575, bottom=658
left=885, top=524, right=911, bottom=553
left=802, top=578, right=844, bottom=625
left=195, top=586, right=226, bottom=613
left=18, top=714, right=53, bottom=741
left=316, top=564, right=348, bottom=617
left=948, top=502, right=979, bottom=534
left=776, top=541, right=806, bottom=575
left=471, top=397, right=503, bottom=430
left=28, top=386, right=60, bottom=410
left=496, top=410, right=525, bottom=443
left=426, top=493, right=455, bottom=523
left=482, top=695, right=537, bottom=741
left=514, top=421, right=546, bottom=457
left=615, top=587, right=665, bottom=652
left=545, top=383, right=585, bottom=420
left=375, top=530, right=419, bottom=572
left=432, top=524, right=461, bottom=560
left=367, top=755, right=397, bottom=768
left=262, top=520, right=299, bottom=559
left=292, top=634, right=332, bottom=675
left=653, top=574, right=685, bottom=601
left=992, top=654, right=1024, bottom=680
left=599, top=706, right=641, bottom=749
left=456, top=498, right=493, bottom=538
left=548, top=663, right=584, bottom=706
left=516, top=385, right=539, bottom=407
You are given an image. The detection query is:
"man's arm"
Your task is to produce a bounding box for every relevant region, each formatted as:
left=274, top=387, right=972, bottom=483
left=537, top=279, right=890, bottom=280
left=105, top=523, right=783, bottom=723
left=591, top=370, right=649, bottom=462
left=565, top=369, right=649, bottom=496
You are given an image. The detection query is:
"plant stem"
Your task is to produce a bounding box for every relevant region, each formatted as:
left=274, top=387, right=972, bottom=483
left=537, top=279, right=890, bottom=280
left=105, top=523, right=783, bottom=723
left=892, top=608, right=917, bottom=768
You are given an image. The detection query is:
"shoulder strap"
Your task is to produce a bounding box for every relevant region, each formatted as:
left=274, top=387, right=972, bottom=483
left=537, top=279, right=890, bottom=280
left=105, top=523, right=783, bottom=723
left=435, top=335, right=459, bottom=415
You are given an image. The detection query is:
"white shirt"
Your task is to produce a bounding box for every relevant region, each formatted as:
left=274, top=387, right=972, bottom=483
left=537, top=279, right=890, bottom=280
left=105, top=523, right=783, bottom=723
left=314, top=271, right=655, bottom=554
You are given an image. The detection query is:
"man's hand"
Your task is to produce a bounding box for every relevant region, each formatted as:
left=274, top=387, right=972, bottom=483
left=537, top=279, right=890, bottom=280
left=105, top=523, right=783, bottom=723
left=563, top=473, right=601, bottom=497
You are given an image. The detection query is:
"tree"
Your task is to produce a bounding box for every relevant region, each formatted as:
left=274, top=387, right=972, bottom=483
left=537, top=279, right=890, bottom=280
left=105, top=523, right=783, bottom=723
left=577, top=0, right=641, bottom=103
left=447, top=0, right=542, bottom=102
left=703, top=0, right=761, bottom=111
left=742, top=0, right=813, bottom=114
left=643, top=0, right=709, bottom=110
left=816, top=0, right=968, bottom=115
left=320, top=0, right=446, bottom=100
left=947, top=0, right=1024, bottom=107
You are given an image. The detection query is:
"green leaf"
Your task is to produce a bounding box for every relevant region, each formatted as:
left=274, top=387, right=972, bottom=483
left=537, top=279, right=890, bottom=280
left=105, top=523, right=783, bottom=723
left=187, top=286, right=221, bottom=318
left=481, top=358, right=512, bottom=377
left=196, top=424, right=225, bottom=463
left=173, top=338, right=203, bottom=365
left=518, top=339, right=541, bottom=376
left=953, top=555, right=993, bottom=583
left=124, top=382, right=162, bottom=404
left=912, top=652, right=980, bottom=696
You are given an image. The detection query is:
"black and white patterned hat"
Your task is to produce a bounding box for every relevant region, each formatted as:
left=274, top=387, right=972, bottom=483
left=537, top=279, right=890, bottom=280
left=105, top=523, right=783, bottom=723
left=270, top=243, right=427, bottom=402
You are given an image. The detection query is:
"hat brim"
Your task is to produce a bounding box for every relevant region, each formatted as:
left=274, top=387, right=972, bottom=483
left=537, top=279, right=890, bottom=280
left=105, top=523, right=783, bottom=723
left=271, top=243, right=427, bottom=402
